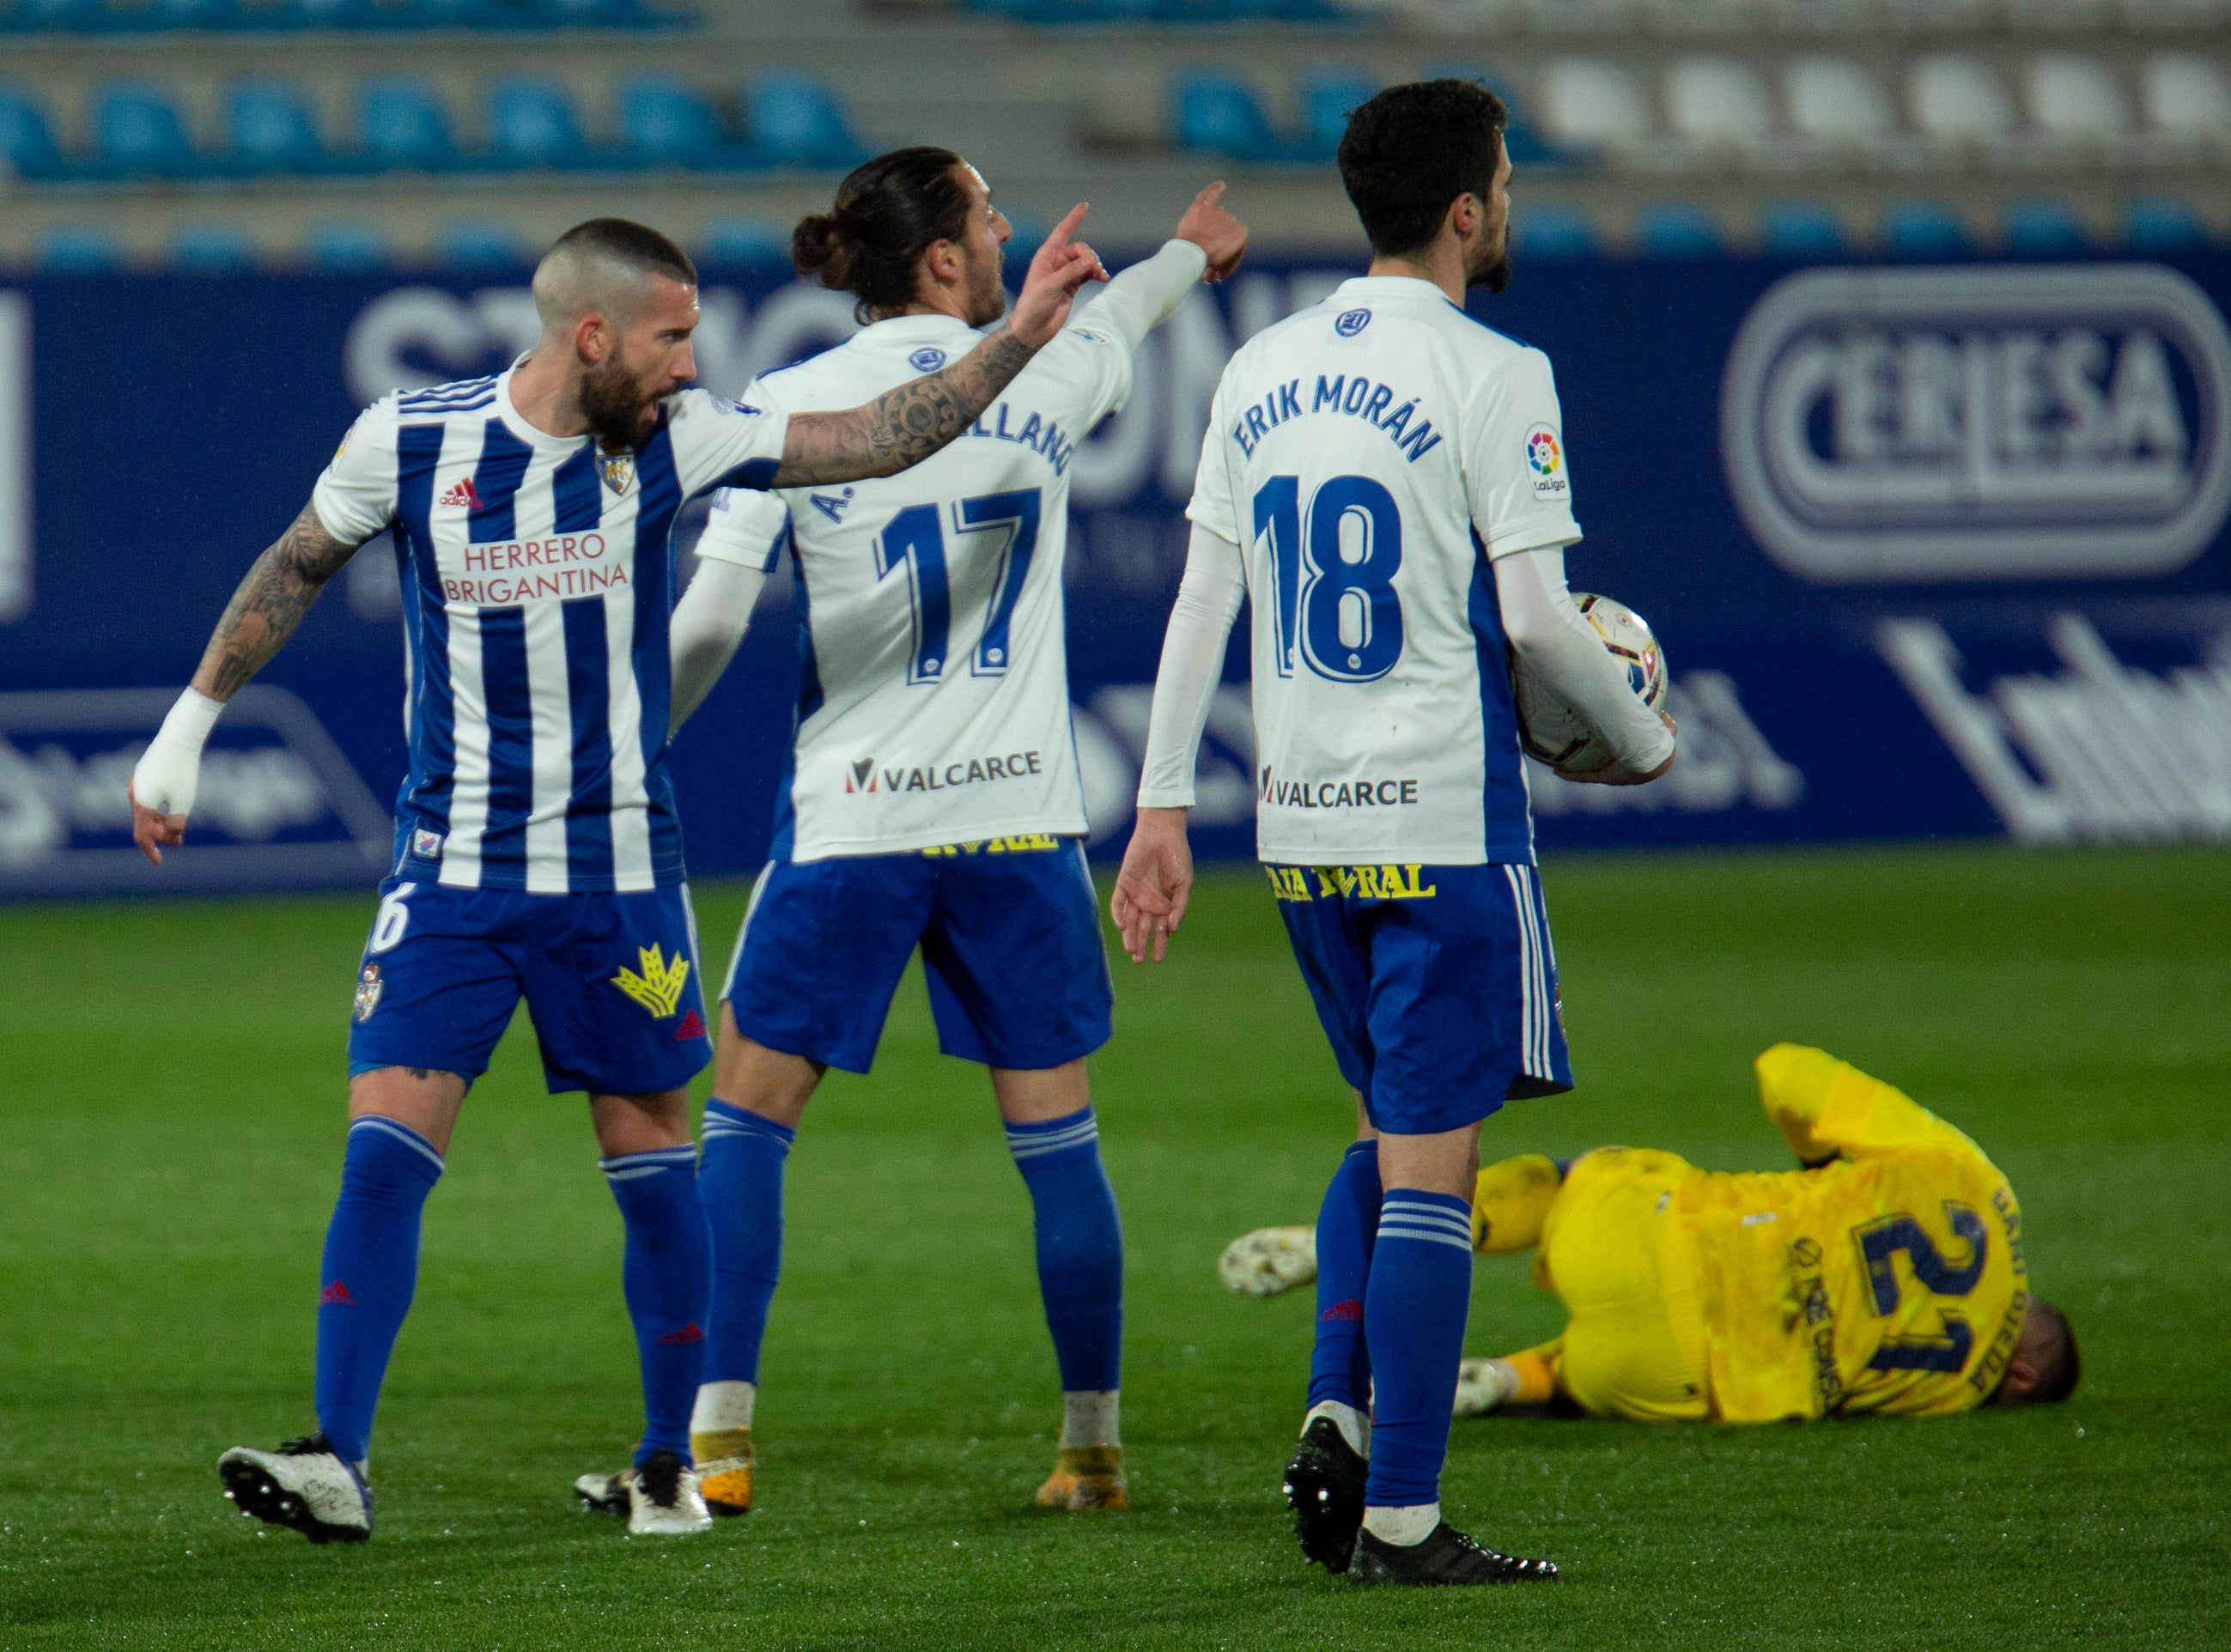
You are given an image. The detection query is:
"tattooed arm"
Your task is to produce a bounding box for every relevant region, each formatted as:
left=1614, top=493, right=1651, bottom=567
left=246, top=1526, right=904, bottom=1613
left=769, top=202, right=1107, bottom=489
left=130, top=503, right=365, bottom=864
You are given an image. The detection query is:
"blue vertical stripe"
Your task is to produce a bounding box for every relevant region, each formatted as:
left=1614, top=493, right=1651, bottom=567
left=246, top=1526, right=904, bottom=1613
left=631, top=428, right=686, bottom=883
left=562, top=594, right=615, bottom=878
left=1467, top=531, right=1535, bottom=866
left=552, top=442, right=602, bottom=533
left=394, top=422, right=453, bottom=842
left=768, top=534, right=820, bottom=865
left=467, top=420, right=534, bottom=543
left=477, top=604, right=534, bottom=884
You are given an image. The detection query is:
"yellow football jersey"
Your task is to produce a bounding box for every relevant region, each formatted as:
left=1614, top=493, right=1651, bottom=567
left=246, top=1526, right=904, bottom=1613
left=1674, top=1045, right=2030, bottom=1423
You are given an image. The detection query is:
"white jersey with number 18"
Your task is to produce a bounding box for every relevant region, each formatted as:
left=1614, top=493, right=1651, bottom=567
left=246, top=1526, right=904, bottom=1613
left=696, top=312, right=1135, bottom=863
left=1187, top=275, right=1583, bottom=867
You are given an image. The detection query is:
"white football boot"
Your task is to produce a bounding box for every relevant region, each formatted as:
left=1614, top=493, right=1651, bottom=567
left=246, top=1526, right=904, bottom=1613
left=218, top=1432, right=373, bottom=1543
left=1218, top=1225, right=1318, bottom=1297
left=574, top=1448, right=711, bottom=1535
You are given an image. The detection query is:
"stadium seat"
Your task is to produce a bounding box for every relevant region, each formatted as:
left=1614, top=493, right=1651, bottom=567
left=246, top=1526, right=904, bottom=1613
left=0, top=85, right=64, bottom=182
left=1422, top=61, right=1564, bottom=166
left=1908, top=55, right=2015, bottom=143
left=1297, top=65, right=1376, bottom=162
left=147, top=0, right=240, bottom=27
left=1510, top=204, right=1598, bottom=258
left=1883, top=199, right=1974, bottom=258
left=2124, top=195, right=2209, bottom=252
left=225, top=78, right=329, bottom=175
left=2025, top=55, right=2131, bottom=145
left=437, top=218, right=533, bottom=266
left=1784, top=57, right=1894, bottom=149
left=1664, top=58, right=1773, bottom=150
left=1536, top=59, right=1651, bottom=149
left=357, top=76, right=459, bottom=170
left=7, top=0, right=106, bottom=31
left=93, top=80, right=201, bottom=179
left=171, top=223, right=258, bottom=272
left=1760, top=199, right=1848, bottom=258
left=35, top=225, right=125, bottom=273
left=304, top=220, right=396, bottom=270
left=1170, top=70, right=1289, bottom=164
left=747, top=72, right=864, bottom=168
left=2002, top=197, right=2089, bottom=255
left=486, top=76, right=593, bottom=168
left=618, top=73, right=725, bottom=167
left=1637, top=202, right=1723, bottom=258
left=698, top=216, right=788, bottom=268
left=2141, top=54, right=2231, bottom=143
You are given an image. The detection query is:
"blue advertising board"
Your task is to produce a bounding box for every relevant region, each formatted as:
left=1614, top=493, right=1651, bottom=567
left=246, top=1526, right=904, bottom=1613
left=1, top=251, right=2227, bottom=896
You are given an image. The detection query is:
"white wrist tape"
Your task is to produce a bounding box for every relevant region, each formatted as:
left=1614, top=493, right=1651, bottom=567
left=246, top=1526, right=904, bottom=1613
left=131, top=688, right=223, bottom=818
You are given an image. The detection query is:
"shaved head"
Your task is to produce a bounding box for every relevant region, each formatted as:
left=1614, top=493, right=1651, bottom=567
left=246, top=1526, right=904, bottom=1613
left=532, top=217, right=698, bottom=341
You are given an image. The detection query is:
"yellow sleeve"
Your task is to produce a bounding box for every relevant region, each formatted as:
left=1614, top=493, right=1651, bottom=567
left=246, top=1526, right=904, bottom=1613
left=1754, top=1043, right=1983, bottom=1166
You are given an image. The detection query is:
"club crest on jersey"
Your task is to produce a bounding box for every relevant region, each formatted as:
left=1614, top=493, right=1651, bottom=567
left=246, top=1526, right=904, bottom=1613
left=845, top=758, right=878, bottom=794
left=599, top=450, right=635, bottom=495
left=611, top=944, right=690, bottom=1018
left=1335, top=308, right=1372, bottom=337
left=909, top=347, right=947, bottom=373
left=437, top=477, right=483, bottom=511
left=352, top=963, right=384, bottom=1023
left=1524, top=424, right=1567, bottom=500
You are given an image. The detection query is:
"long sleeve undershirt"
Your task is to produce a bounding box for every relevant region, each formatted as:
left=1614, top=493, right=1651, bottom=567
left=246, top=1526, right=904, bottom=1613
left=1134, top=531, right=1674, bottom=808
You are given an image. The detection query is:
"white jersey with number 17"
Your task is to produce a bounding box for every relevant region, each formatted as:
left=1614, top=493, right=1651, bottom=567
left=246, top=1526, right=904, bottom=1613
left=1188, top=275, right=1583, bottom=867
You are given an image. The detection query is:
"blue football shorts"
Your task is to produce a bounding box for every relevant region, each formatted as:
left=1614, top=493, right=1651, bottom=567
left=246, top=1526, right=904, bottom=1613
left=722, top=835, right=1114, bottom=1075
left=344, top=876, right=713, bottom=1096
left=1267, top=859, right=1573, bottom=1136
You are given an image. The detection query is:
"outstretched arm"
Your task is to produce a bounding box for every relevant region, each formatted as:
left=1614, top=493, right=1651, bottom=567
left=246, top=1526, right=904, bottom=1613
left=129, top=504, right=363, bottom=863
left=669, top=557, right=769, bottom=734
left=770, top=203, right=1107, bottom=488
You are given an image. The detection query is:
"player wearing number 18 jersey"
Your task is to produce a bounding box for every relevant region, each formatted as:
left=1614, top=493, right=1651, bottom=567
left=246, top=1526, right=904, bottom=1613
left=1115, top=82, right=1677, bottom=1585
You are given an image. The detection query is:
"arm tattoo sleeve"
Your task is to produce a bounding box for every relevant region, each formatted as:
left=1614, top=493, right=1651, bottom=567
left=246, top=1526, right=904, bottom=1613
left=773, top=325, right=1036, bottom=488
left=191, top=504, right=364, bottom=701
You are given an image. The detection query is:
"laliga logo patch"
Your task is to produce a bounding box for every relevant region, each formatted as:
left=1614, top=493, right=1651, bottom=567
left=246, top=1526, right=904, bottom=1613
left=1525, top=424, right=1567, bottom=499
left=598, top=450, right=635, bottom=496
left=353, top=963, right=384, bottom=1023
left=1335, top=308, right=1371, bottom=337
left=909, top=347, right=948, bottom=373
left=411, top=827, right=444, bottom=860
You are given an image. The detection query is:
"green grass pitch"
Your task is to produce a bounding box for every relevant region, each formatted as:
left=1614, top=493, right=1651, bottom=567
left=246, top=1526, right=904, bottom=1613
left=2, top=845, right=2225, bottom=1649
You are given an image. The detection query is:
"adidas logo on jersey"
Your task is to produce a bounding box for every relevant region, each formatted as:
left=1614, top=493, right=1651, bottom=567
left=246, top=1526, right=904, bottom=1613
left=437, top=477, right=483, bottom=511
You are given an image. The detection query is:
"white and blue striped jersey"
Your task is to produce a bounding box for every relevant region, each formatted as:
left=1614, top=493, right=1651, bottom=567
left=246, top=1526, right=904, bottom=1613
left=1187, top=276, right=1582, bottom=866
left=695, top=313, right=1131, bottom=862
left=313, top=367, right=790, bottom=892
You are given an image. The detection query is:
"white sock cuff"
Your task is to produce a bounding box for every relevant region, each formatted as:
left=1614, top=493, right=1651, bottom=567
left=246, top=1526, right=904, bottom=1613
left=1363, top=1502, right=1440, bottom=1546
left=1059, top=1389, right=1121, bottom=1450
left=690, top=1379, right=757, bottom=1436
left=1304, top=1399, right=1371, bottom=1458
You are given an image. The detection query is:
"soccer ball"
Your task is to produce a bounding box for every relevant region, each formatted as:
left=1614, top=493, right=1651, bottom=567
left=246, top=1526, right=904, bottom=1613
left=1511, top=593, right=1669, bottom=772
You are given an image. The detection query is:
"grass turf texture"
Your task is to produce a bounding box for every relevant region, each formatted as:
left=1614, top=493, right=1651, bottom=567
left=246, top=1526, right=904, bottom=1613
left=1, top=844, right=2225, bottom=1649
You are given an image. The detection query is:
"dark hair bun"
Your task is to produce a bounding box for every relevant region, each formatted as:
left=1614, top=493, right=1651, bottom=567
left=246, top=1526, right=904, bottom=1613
left=793, top=148, right=971, bottom=323
left=791, top=211, right=859, bottom=288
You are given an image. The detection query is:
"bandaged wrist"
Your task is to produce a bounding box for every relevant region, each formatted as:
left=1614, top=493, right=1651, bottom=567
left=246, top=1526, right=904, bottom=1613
left=154, top=688, right=224, bottom=756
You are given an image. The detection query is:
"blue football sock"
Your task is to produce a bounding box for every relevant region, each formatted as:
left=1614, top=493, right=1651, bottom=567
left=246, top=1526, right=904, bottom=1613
left=314, top=1115, right=445, bottom=1466
left=697, top=1101, right=793, bottom=1392
left=1307, top=1139, right=1383, bottom=1415
left=600, top=1145, right=713, bottom=1467
left=1005, top=1106, right=1124, bottom=1394
left=1363, top=1188, right=1474, bottom=1511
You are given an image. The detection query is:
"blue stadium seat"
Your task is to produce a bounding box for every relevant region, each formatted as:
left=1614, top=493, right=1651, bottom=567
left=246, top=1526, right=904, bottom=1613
left=619, top=73, right=723, bottom=167
left=698, top=216, right=788, bottom=268
left=0, top=85, right=64, bottom=182
left=94, top=80, right=201, bottom=179
left=144, top=0, right=240, bottom=27
left=36, top=226, right=125, bottom=273
left=2125, top=196, right=2208, bottom=253
left=1760, top=200, right=1847, bottom=258
left=171, top=223, right=258, bottom=272
left=1297, top=65, right=1375, bottom=162
left=358, top=76, right=459, bottom=170
left=1421, top=61, right=1565, bottom=166
left=437, top=218, right=532, bottom=266
left=292, top=0, right=374, bottom=28
left=225, top=78, right=327, bottom=175
left=747, top=72, right=864, bottom=168
left=1883, top=199, right=1973, bottom=258
left=305, top=220, right=395, bottom=270
left=2002, top=197, right=2088, bottom=256
left=486, top=76, right=593, bottom=168
left=9, top=0, right=108, bottom=32
left=1510, top=204, right=1598, bottom=258
left=1170, top=70, right=1289, bottom=164
left=1638, top=202, right=1723, bottom=258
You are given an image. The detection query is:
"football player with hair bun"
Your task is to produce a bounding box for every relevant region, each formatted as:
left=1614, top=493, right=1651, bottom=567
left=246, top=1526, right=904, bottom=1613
left=574, top=149, right=1246, bottom=1525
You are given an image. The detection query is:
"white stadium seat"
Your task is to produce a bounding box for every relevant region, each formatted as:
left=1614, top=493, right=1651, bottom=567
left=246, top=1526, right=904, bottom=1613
left=2026, top=54, right=2133, bottom=138
left=1785, top=56, right=1895, bottom=143
left=1908, top=54, right=2016, bottom=141
left=1537, top=59, right=1654, bottom=147
left=1664, top=58, right=1776, bottom=145
left=2142, top=53, right=2231, bottom=137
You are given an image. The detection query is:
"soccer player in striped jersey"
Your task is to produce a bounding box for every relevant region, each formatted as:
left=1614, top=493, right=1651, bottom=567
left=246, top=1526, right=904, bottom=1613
left=1111, top=82, right=1676, bottom=1584
left=126, top=214, right=1105, bottom=1541
left=591, top=152, right=1245, bottom=1521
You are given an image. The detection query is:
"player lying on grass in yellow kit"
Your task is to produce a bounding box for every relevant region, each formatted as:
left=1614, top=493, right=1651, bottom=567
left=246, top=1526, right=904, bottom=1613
left=1219, top=1044, right=2079, bottom=1423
